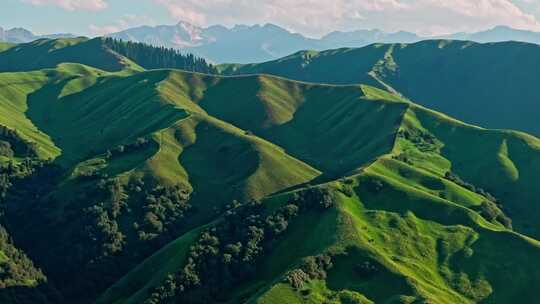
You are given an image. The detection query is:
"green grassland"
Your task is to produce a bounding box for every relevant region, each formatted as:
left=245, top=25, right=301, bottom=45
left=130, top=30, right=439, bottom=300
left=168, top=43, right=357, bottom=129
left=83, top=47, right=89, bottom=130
left=0, top=37, right=142, bottom=73
left=0, top=42, right=14, bottom=52
left=0, top=37, right=540, bottom=304
left=95, top=90, right=540, bottom=303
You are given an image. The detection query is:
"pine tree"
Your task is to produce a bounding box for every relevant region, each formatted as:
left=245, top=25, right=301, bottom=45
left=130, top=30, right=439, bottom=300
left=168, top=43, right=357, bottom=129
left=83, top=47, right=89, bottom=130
left=102, top=38, right=218, bottom=74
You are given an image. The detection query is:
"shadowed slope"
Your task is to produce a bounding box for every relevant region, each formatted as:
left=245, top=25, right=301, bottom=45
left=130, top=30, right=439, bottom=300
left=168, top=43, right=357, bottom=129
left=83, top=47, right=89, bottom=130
left=222, top=40, right=540, bottom=136
left=0, top=38, right=141, bottom=73
left=25, top=70, right=188, bottom=166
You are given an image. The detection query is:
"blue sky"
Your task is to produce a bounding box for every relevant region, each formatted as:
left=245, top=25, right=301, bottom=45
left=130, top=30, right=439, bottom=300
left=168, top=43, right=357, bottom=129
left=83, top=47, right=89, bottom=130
left=3, top=0, right=540, bottom=37
left=1, top=0, right=172, bottom=35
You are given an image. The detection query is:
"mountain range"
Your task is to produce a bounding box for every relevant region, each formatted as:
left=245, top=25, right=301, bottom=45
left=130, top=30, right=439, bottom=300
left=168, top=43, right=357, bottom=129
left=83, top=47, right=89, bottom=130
left=5, top=23, right=540, bottom=64
left=108, top=22, right=540, bottom=63
left=0, top=37, right=540, bottom=304
left=0, top=26, right=75, bottom=44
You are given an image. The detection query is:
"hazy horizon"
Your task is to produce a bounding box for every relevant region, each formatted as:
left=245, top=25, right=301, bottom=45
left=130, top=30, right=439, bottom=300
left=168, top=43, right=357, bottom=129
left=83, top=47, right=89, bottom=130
left=3, top=0, right=540, bottom=38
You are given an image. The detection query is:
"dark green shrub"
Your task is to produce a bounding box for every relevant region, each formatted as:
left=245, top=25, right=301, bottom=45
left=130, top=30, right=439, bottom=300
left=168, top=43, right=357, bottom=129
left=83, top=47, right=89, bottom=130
left=0, top=141, right=13, bottom=158
left=354, top=260, right=380, bottom=279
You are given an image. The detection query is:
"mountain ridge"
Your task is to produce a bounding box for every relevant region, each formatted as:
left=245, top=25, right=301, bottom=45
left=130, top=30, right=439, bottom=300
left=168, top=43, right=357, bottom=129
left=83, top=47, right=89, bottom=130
left=221, top=39, right=540, bottom=137
left=8, top=23, right=540, bottom=64
left=0, top=26, right=75, bottom=44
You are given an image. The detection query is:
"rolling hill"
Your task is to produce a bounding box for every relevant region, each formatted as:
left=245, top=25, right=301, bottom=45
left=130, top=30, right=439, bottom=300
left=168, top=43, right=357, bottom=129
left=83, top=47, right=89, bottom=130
left=221, top=39, right=540, bottom=137
left=0, top=37, right=139, bottom=73
left=95, top=82, right=540, bottom=304
left=0, top=37, right=539, bottom=304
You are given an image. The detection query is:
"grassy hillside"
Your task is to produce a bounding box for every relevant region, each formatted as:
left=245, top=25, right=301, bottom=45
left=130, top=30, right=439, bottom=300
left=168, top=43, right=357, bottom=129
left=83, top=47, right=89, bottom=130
left=396, top=104, right=540, bottom=238
left=95, top=76, right=540, bottom=304
left=221, top=40, right=540, bottom=137
left=2, top=67, right=381, bottom=302
left=0, top=42, right=14, bottom=52
left=1, top=40, right=540, bottom=304
left=99, top=154, right=540, bottom=304
left=0, top=38, right=141, bottom=73
left=0, top=37, right=217, bottom=75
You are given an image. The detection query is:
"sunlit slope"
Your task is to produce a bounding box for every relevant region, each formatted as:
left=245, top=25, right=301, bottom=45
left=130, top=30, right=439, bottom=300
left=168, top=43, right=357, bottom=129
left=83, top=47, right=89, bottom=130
left=7, top=68, right=409, bottom=224
left=0, top=42, right=14, bottom=52
left=4, top=66, right=538, bottom=239
left=160, top=71, right=406, bottom=177
left=44, top=68, right=415, bottom=215
left=25, top=69, right=189, bottom=165
left=0, top=67, right=182, bottom=165
left=0, top=36, right=146, bottom=161
left=395, top=104, right=540, bottom=238
left=127, top=110, right=322, bottom=203
left=222, top=40, right=540, bottom=136
left=253, top=187, right=540, bottom=304
left=0, top=69, right=59, bottom=159
left=1, top=66, right=402, bottom=187
left=99, top=163, right=540, bottom=304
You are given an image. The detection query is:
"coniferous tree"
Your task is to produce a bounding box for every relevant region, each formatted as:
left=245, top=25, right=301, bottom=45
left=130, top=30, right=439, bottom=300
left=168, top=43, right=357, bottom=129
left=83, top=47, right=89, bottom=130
left=102, top=38, right=218, bottom=74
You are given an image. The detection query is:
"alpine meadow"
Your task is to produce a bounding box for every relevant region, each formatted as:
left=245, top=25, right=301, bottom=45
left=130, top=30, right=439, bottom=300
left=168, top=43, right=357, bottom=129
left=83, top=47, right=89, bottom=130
left=1, top=2, right=540, bottom=304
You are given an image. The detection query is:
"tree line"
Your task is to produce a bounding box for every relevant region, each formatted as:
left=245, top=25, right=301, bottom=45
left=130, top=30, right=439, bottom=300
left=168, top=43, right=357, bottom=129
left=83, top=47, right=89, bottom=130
left=102, top=38, right=218, bottom=74
left=145, top=187, right=335, bottom=304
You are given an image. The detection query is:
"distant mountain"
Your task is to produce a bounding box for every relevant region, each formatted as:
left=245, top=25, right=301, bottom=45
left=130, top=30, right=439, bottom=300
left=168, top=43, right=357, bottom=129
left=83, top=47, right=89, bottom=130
left=107, top=21, right=209, bottom=49
left=6, top=23, right=540, bottom=63
left=0, top=27, right=35, bottom=43
left=321, top=29, right=420, bottom=47
left=0, top=26, right=75, bottom=43
left=441, top=25, right=540, bottom=44
left=109, top=22, right=540, bottom=63
left=109, top=22, right=325, bottom=63
left=108, top=22, right=424, bottom=63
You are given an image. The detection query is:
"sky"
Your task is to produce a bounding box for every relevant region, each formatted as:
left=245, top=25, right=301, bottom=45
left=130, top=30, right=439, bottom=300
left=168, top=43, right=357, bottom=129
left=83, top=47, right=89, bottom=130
left=2, top=0, right=540, bottom=37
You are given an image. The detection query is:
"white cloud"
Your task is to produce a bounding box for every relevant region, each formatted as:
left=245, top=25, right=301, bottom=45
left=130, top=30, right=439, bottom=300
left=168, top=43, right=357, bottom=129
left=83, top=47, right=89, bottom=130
left=151, top=0, right=540, bottom=36
left=414, top=0, right=540, bottom=34
left=151, top=0, right=408, bottom=36
left=89, top=14, right=156, bottom=36
left=514, top=0, right=540, bottom=16
left=22, top=0, right=108, bottom=11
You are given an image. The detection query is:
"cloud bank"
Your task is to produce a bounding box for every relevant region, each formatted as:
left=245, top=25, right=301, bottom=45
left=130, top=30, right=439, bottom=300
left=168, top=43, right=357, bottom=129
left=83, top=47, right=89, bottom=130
left=22, top=0, right=107, bottom=11
left=89, top=14, right=156, bottom=35
left=20, top=0, right=540, bottom=36
left=152, top=0, right=540, bottom=36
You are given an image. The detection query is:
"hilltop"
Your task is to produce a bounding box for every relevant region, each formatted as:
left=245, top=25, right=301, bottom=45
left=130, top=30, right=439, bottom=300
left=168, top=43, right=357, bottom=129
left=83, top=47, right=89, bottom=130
left=0, top=37, right=539, bottom=304
left=0, top=37, right=216, bottom=74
